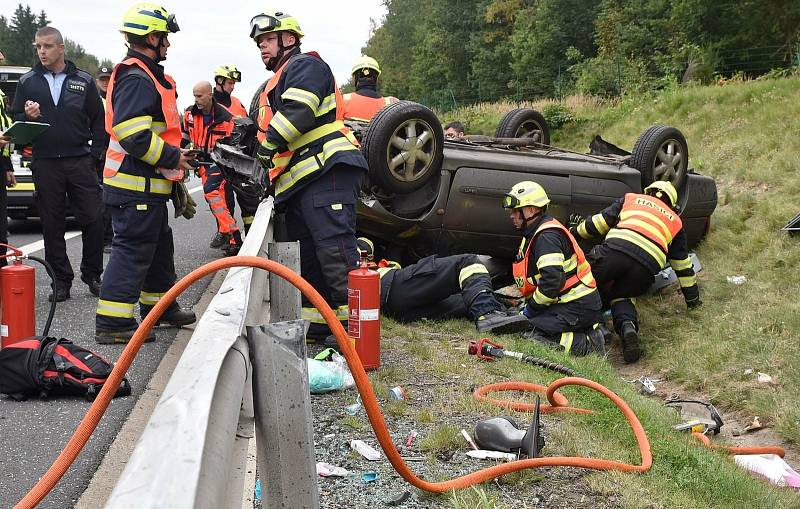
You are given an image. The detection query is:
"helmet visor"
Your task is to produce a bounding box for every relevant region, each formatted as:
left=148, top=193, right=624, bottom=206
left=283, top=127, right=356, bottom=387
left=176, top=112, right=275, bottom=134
left=229, top=69, right=242, bottom=82
left=250, top=14, right=281, bottom=39
left=166, top=13, right=179, bottom=33
left=502, top=194, right=520, bottom=209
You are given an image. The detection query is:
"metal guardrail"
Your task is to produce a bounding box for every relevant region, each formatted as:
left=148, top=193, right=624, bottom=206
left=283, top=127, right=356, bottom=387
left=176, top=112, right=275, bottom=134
left=104, top=196, right=318, bottom=508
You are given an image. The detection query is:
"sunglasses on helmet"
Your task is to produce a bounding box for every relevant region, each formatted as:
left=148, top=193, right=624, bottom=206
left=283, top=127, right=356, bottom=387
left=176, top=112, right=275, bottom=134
left=249, top=14, right=281, bottom=39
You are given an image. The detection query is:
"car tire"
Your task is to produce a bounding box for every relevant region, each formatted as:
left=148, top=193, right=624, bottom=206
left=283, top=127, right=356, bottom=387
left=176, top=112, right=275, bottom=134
left=630, top=125, right=688, bottom=189
left=362, top=101, right=444, bottom=193
left=495, top=108, right=551, bottom=146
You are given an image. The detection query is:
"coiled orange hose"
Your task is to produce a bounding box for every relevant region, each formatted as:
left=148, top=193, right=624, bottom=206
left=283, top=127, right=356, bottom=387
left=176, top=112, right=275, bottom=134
left=16, top=256, right=653, bottom=508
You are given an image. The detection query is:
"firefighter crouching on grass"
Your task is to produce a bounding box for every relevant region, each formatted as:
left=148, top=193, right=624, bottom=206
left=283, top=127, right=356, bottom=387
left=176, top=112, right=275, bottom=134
left=356, top=238, right=529, bottom=334
left=251, top=10, right=368, bottom=341
left=503, top=181, right=606, bottom=357
left=570, top=181, right=700, bottom=363
left=342, top=56, right=398, bottom=122
left=95, top=2, right=197, bottom=344
left=181, top=80, right=242, bottom=255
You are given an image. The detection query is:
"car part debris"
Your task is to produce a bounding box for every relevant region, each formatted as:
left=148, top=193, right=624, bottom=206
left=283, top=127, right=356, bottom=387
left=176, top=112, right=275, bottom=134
left=649, top=253, right=702, bottom=293
left=351, top=439, right=381, bottom=461
left=473, top=396, right=545, bottom=457
left=386, top=490, right=411, bottom=506
left=665, top=399, right=723, bottom=435
left=781, top=212, right=800, bottom=235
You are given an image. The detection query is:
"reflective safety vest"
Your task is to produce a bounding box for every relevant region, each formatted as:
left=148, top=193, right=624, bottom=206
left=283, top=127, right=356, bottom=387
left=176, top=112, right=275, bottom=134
left=224, top=95, right=248, bottom=118
left=512, top=219, right=596, bottom=302
left=183, top=107, right=234, bottom=153
left=607, top=193, right=683, bottom=268
left=104, top=57, right=182, bottom=183
left=342, top=92, right=398, bottom=121
left=255, top=52, right=359, bottom=190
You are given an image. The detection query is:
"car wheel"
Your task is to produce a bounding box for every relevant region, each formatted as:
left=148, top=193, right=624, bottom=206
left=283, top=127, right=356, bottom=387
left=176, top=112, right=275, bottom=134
left=495, top=108, right=551, bottom=146
left=362, top=101, right=444, bottom=193
left=630, top=125, right=688, bottom=189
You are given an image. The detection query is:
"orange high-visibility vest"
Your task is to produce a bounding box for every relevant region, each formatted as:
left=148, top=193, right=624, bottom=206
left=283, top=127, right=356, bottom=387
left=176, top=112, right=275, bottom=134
left=342, top=92, right=398, bottom=121
left=224, top=95, right=248, bottom=118
left=616, top=193, right=683, bottom=253
left=512, top=219, right=596, bottom=299
left=104, top=57, right=182, bottom=181
left=183, top=108, right=234, bottom=152
left=254, top=52, right=354, bottom=185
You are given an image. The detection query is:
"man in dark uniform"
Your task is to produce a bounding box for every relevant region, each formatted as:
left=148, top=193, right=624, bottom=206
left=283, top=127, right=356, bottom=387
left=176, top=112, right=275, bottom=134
left=11, top=26, right=105, bottom=301
left=251, top=11, right=368, bottom=339
left=95, top=2, right=196, bottom=344
left=570, top=181, right=701, bottom=362
left=96, top=64, right=114, bottom=252
left=355, top=238, right=529, bottom=333
left=502, top=181, right=605, bottom=357
left=341, top=56, right=398, bottom=122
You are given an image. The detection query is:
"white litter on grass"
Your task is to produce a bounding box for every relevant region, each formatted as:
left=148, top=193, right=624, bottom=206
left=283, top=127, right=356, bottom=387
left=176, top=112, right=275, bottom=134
left=757, top=372, right=774, bottom=384
left=734, top=454, right=800, bottom=488
left=350, top=440, right=381, bottom=461
left=727, top=275, right=747, bottom=285
left=466, top=450, right=518, bottom=461
left=316, top=462, right=350, bottom=477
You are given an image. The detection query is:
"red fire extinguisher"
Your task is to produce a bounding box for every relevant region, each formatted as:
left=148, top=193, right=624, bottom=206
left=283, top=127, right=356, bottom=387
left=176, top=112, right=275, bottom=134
left=1, top=246, right=36, bottom=348
left=348, top=254, right=381, bottom=370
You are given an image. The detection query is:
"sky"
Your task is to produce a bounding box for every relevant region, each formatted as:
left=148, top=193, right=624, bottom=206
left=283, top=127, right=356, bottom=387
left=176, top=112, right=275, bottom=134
left=28, top=0, right=387, bottom=109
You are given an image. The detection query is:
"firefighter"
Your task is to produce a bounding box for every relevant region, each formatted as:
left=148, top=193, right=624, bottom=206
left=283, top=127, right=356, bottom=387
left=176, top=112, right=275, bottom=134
left=250, top=11, right=368, bottom=340
left=356, top=238, right=529, bottom=333
left=502, top=181, right=606, bottom=357
left=342, top=55, right=398, bottom=121
left=182, top=81, right=241, bottom=255
left=96, top=65, right=114, bottom=252
left=211, top=65, right=259, bottom=236
left=95, top=2, right=197, bottom=344
left=570, top=180, right=701, bottom=363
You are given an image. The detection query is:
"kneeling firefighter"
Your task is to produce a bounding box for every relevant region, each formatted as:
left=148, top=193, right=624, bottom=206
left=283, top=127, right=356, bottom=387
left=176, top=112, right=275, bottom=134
left=356, top=238, right=529, bottom=334
left=502, top=181, right=605, bottom=356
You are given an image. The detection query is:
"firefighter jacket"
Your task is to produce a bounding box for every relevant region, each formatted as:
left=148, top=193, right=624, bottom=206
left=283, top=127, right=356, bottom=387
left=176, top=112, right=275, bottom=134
left=181, top=100, right=234, bottom=158
left=256, top=49, right=367, bottom=202
left=572, top=193, right=699, bottom=303
left=514, top=214, right=598, bottom=315
left=102, top=49, right=181, bottom=203
left=342, top=84, right=398, bottom=121
left=213, top=89, right=247, bottom=118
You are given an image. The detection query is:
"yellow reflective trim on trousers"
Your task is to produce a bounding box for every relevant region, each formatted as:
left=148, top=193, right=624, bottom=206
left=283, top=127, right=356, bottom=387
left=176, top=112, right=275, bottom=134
left=537, top=252, right=565, bottom=269
left=243, top=215, right=254, bottom=225
left=275, top=135, right=359, bottom=195
left=281, top=87, right=320, bottom=113
left=559, top=332, right=574, bottom=353
left=670, top=257, right=692, bottom=271
left=271, top=111, right=302, bottom=144
left=678, top=275, right=697, bottom=288
left=113, top=115, right=153, bottom=140
left=607, top=229, right=666, bottom=268
left=104, top=172, right=172, bottom=195
left=591, top=213, right=610, bottom=235
left=458, top=263, right=489, bottom=288
left=97, top=299, right=135, bottom=318
left=335, top=304, right=349, bottom=321
left=139, top=291, right=165, bottom=306
left=141, top=133, right=165, bottom=166
left=533, top=288, right=558, bottom=305
left=301, top=307, right=326, bottom=324
left=558, top=283, right=597, bottom=303
left=316, top=93, right=336, bottom=116
left=620, top=210, right=673, bottom=242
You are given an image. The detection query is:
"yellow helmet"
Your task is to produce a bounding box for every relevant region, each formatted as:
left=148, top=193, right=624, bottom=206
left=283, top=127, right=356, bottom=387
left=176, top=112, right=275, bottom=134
left=214, top=65, right=242, bottom=82
left=644, top=181, right=678, bottom=207
left=502, top=181, right=550, bottom=209
left=249, top=11, right=304, bottom=40
left=351, top=55, right=381, bottom=77
left=120, top=3, right=179, bottom=36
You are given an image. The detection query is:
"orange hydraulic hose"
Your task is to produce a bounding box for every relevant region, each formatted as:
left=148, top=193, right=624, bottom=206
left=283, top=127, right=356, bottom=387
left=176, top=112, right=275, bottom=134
left=17, top=256, right=653, bottom=508
left=691, top=432, right=785, bottom=457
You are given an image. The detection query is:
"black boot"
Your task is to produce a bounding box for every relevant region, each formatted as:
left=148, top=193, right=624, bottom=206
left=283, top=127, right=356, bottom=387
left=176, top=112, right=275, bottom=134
left=144, top=307, right=197, bottom=327
left=587, top=325, right=607, bottom=356
left=222, top=230, right=243, bottom=257
left=210, top=232, right=231, bottom=248
left=96, top=327, right=155, bottom=344
left=620, top=321, right=641, bottom=363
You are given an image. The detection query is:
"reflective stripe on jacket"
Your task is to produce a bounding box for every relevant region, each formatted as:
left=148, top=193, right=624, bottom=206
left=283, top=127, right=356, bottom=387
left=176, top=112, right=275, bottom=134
left=103, top=57, right=182, bottom=195
left=513, top=219, right=596, bottom=304
left=606, top=193, right=683, bottom=268
left=342, top=92, right=398, bottom=121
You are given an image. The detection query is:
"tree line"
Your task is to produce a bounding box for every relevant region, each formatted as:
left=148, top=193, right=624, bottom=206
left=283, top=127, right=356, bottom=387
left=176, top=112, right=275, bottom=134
left=362, top=0, right=800, bottom=108
left=1, top=4, right=111, bottom=75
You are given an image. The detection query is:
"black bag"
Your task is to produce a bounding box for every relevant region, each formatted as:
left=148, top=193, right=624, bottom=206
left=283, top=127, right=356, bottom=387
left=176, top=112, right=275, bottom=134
left=0, top=337, right=131, bottom=401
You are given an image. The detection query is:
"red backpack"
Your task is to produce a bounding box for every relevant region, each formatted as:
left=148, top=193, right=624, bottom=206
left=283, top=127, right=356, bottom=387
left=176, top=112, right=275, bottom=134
left=0, top=337, right=131, bottom=401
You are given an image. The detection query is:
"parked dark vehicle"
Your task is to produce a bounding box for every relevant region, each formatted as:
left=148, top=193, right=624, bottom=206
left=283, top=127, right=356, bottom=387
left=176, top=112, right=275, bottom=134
left=214, top=101, right=717, bottom=266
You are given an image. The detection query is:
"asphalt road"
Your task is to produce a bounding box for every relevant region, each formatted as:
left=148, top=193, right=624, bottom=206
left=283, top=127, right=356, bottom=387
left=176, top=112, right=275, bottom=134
left=0, top=185, right=229, bottom=508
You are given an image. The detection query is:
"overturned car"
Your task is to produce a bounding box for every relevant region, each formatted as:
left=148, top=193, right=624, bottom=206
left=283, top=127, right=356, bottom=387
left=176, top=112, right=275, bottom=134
left=214, top=101, right=717, bottom=265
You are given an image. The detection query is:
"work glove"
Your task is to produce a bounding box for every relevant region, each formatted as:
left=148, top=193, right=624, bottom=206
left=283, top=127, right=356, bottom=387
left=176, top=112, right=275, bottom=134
left=686, top=297, right=702, bottom=310
left=256, top=143, right=276, bottom=170
left=171, top=181, right=196, bottom=219
left=567, top=213, right=584, bottom=229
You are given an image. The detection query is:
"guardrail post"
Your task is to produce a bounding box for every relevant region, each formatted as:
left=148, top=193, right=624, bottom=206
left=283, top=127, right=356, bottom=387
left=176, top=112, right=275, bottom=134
left=267, top=241, right=301, bottom=322
left=248, top=320, right=319, bottom=509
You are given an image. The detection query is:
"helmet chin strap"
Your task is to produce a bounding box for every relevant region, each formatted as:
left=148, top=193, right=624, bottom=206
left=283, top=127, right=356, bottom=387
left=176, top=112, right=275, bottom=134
left=265, top=34, right=299, bottom=71
left=145, top=32, right=168, bottom=63
left=519, top=207, right=542, bottom=230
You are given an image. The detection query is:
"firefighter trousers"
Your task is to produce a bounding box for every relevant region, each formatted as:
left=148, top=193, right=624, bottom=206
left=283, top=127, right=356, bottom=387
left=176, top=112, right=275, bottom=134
left=381, top=254, right=502, bottom=322
left=525, top=291, right=602, bottom=356
left=587, top=243, right=654, bottom=332
left=224, top=175, right=261, bottom=234
left=199, top=164, right=239, bottom=235
left=284, top=164, right=363, bottom=339
left=95, top=197, right=179, bottom=331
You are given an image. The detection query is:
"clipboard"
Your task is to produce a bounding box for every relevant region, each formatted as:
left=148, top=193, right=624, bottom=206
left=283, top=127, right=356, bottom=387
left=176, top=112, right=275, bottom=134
left=2, top=121, right=50, bottom=145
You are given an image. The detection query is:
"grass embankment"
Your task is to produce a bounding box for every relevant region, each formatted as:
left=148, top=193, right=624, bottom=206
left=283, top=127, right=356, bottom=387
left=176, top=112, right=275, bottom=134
left=410, top=78, right=800, bottom=507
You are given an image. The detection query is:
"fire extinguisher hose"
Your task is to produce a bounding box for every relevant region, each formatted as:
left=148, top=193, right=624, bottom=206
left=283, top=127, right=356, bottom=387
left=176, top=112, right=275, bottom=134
left=12, top=256, right=782, bottom=508
left=26, top=255, right=57, bottom=337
